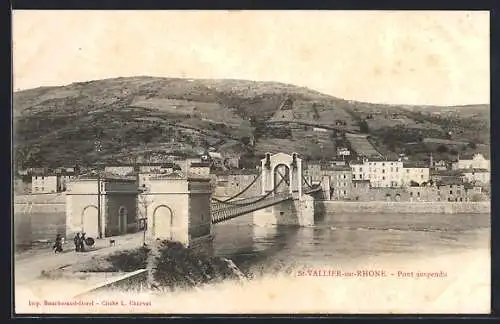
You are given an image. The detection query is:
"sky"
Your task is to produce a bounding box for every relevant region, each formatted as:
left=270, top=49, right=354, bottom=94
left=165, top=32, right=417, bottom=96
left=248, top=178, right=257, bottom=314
left=12, top=10, right=490, bottom=106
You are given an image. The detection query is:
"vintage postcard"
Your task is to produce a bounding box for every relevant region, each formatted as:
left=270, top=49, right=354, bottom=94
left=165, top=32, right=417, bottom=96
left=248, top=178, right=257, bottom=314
left=12, top=10, right=490, bottom=314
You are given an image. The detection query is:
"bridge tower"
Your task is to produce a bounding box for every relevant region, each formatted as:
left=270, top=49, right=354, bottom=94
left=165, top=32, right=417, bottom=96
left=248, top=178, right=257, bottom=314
left=256, top=152, right=314, bottom=227
left=142, top=172, right=214, bottom=255
left=261, top=152, right=303, bottom=198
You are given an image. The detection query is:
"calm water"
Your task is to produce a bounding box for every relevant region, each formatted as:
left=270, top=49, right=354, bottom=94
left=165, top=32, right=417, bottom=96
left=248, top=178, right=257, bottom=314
left=213, top=212, right=490, bottom=275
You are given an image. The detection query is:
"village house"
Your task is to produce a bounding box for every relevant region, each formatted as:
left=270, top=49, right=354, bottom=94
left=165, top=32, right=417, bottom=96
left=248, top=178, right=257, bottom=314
left=320, top=165, right=352, bottom=200
left=430, top=170, right=466, bottom=184
left=31, top=173, right=59, bottom=193
left=435, top=178, right=468, bottom=202
left=188, top=162, right=211, bottom=178
left=303, top=161, right=322, bottom=182
left=213, top=169, right=261, bottom=198
left=461, top=168, right=490, bottom=186
left=223, top=154, right=241, bottom=169
left=350, top=158, right=404, bottom=188
left=401, top=162, right=430, bottom=187
left=452, top=153, right=490, bottom=171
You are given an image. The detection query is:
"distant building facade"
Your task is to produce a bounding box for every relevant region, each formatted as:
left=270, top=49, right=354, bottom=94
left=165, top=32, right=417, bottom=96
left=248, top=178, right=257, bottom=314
left=350, top=159, right=404, bottom=188
left=402, top=162, right=430, bottom=187
left=32, top=174, right=58, bottom=193
left=452, top=153, right=490, bottom=171
left=461, top=169, right=490, bottom=186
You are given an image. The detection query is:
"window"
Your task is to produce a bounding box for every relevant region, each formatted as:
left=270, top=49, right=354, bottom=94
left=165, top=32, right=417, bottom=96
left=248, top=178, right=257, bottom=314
left=382, top=176, right=386, bottom=180
left=343, top=174, right=346, bottom=179
left=391, top=163, right=393, bottom=166
left=382, top=163, right=385, bottom=166
left=450, top=190, right=453, bottom=194
left=343, top=190, right=346, bottom=195
left=421, top=175, right=424, bottom=179
left=359, top=168, right=363, bottom=172
left=410, top=192, right=413, bottom=196
left=417, top=192, right=420, bottom=197
left=396, top=168, right=399, bottom=172
left=382, top=169, right=386, bottom=173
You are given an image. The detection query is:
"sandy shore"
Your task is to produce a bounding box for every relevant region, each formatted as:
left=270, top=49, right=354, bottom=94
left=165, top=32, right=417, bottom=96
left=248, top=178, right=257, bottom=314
left=15, top=247, right=490, bottom=314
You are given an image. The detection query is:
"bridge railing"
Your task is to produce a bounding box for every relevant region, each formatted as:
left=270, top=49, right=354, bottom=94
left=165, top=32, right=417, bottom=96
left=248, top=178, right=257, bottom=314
left=211, top=192, right=293, bottom=224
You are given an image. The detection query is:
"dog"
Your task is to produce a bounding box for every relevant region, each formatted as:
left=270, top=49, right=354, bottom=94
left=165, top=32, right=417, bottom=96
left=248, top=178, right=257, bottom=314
left=109, top=239, right=116, bottom=247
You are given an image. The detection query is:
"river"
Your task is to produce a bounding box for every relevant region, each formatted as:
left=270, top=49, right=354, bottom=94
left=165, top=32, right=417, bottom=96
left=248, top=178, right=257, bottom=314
left=213, top=212, right=490, bottom=276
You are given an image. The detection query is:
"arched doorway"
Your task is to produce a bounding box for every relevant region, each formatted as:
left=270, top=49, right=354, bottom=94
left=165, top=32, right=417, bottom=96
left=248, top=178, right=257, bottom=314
left=118, top=206, right=128, bottom=234
left=152, top=205, right=173, bottom=240
left=273, top=163, right=291, bottom=194
left=81, top=205, right=99, bottom=238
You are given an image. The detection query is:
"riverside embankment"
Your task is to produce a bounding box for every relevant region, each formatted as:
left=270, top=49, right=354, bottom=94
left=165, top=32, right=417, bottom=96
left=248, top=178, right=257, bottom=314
left=319, top=201, right=490, bottom=214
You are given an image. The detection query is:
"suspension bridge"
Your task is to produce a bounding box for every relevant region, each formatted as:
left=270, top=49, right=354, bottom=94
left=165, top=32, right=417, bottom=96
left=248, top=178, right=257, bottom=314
left=210, top=152, right=322, bottom=224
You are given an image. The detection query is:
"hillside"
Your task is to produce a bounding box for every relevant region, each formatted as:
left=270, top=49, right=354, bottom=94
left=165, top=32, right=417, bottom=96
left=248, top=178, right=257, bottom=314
left=13, top=76, right=490, bottom=169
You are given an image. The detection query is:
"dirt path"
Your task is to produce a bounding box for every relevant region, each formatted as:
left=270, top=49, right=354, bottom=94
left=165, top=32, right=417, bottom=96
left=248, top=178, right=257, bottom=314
left=14, top=233, right=144, bottom=285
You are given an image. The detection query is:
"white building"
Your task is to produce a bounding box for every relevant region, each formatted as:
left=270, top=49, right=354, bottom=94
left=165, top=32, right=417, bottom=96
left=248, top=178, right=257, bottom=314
left=462, top=169, right=490, bottom=186
left=452, top=153, right=490, bottom=171
left=401, top=162, right=430, bottom=187
left=32, top=175, right=59, bottom=193
left=350, top=159, right=404, bottom=188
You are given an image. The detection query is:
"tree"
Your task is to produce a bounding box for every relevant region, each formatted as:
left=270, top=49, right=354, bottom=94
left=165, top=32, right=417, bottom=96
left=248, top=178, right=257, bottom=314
left=359, top=120, right=370, bottom=133
left=436, top=145, right=448, bottom=153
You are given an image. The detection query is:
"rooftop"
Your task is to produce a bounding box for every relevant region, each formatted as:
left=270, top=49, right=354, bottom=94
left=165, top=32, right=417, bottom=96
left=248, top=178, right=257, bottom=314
left=436, top=177, right=465, bottom=186
left=214, top=169, right=260, bottom=176
left=320, top=165, right=351, bottom=171
left=461, top=168, right=490, bottom=173
left=403, top=162, right=429, bottom=168
left=190, top=162, right=211, bottom=168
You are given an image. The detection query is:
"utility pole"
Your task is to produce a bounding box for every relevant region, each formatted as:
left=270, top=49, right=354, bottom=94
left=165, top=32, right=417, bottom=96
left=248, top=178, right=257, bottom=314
left=95, top=139, right=103, bottom=239
left=138, top=187, right=149, bottom=246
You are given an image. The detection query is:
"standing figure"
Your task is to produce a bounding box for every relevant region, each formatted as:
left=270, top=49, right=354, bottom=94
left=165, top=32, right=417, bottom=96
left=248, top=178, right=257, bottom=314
left=80, top=233, right=86, bottom=252
left=74, top=233, right=81, bottom=252
left=53, top=234, right=63, bottom=253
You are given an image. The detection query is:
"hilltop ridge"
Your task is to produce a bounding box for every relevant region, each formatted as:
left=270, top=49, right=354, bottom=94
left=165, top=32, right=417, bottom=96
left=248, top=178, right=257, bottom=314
left=13, top=76, right=490, bottom=168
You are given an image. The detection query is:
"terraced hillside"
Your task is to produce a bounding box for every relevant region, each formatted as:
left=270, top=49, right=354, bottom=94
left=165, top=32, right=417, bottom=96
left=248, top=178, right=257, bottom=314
left=13, top=77, right=490, bottom=169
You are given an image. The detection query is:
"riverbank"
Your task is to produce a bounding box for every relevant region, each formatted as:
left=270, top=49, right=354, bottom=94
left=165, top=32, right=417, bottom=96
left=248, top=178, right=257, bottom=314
left=318, top=201, right=490, bottom=214
left=15, top=238, right=246, bottom=313
left=16, top=246, right=490, bottom=314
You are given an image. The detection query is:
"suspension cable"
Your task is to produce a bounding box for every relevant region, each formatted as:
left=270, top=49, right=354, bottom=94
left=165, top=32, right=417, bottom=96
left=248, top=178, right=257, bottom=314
left=212, top=178, right=288, bottom=208
left=211, top=171, right=262, bottom=203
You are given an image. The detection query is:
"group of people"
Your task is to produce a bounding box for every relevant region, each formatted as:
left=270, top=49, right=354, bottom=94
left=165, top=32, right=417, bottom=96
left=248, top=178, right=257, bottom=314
left=73, top=232, right=87, bottom=252
left=52, top=233, right=91, bottom=254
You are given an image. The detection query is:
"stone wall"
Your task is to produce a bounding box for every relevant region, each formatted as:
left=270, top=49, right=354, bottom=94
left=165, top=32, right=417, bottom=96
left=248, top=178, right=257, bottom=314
left=320, top=201, right=491, bottom=214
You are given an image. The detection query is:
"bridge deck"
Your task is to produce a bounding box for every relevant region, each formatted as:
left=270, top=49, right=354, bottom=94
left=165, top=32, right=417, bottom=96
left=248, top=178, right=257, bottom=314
left=211, top=186, right=320, bottom=224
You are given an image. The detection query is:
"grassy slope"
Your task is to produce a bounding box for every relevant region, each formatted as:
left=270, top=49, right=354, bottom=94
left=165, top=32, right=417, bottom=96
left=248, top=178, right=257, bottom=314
left=13, top=76, right=490, bottom=168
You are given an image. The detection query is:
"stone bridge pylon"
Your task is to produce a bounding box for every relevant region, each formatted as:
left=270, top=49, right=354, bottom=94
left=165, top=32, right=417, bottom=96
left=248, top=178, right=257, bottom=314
left=256, top=152, right=314, bottom=227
